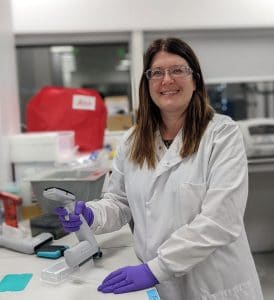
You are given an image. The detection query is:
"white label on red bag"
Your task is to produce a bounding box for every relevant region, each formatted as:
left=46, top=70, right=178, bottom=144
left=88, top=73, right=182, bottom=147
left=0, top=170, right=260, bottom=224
left=72, top=95, right=96, bottom=110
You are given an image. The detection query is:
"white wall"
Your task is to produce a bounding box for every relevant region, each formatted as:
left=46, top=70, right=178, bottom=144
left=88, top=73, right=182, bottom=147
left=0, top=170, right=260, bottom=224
left=11, top=0, right=274, bottom=34
left=0, top=0, right=20, bottom=186
left=10, top=0, right=274, bottom=117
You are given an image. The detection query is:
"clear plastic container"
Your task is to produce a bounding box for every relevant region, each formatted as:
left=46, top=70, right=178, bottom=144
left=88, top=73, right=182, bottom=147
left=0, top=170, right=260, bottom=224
left=41, top=258, right=79, bottom=284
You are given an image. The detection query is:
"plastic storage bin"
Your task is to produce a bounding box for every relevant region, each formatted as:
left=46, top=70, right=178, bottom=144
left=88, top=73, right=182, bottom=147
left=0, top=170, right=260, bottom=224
left=30, top=167, right=107, bottom=214
left=9, top=131, right=76, bottom=206
left=9, top=131, right=75, bottom=163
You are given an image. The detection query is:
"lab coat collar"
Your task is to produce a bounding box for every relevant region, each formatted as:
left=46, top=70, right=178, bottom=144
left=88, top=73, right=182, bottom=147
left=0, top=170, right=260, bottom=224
left=154, top=129, right=184, bottom=178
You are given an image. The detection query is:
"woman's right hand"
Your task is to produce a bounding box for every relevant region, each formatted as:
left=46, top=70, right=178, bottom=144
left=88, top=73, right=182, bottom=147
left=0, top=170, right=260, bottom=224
left=55, top=201, right=94, bottom=232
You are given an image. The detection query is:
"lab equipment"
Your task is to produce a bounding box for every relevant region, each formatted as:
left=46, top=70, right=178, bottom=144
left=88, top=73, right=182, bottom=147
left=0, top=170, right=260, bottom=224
left=41, top=258, right=80, bottom=284
left=30, top=166, right=107, bottom=215
left=56, top=201, right=94, bottom=232
left=43, top=187, right=98, bottom=252
left=41, top=187, right=101, bottom=284
left=238, top=120, right=274, bottom=252
left=0, top=191, right=22, bottom=227
left=244, top=158, right=274, bottom=252
left=35, top=244, right=68, bottom=259
left=0, top=225, right=53, bottom=254
left=237, top=118, right=274, bottom=158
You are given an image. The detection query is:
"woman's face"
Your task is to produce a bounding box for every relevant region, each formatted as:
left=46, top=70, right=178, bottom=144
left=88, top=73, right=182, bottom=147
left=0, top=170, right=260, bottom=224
left=148, top=51, right=196, bottom=117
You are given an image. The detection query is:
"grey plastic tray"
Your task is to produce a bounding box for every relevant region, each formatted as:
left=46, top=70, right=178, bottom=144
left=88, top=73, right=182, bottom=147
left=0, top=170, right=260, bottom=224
left=30, top=167, right=107, bottom=214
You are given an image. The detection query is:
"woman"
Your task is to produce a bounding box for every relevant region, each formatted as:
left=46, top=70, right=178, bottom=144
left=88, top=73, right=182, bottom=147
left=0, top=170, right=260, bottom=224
left=57, top=38, right=263, bottom=300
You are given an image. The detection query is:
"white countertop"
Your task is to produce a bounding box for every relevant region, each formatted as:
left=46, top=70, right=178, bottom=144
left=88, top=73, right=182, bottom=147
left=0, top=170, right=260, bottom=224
left=0, top=225, right=159, bottom=300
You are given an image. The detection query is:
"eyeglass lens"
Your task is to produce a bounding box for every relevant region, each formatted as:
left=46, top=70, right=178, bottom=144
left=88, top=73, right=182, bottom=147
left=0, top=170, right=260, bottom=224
left=146, top=65, right=192, bottom=80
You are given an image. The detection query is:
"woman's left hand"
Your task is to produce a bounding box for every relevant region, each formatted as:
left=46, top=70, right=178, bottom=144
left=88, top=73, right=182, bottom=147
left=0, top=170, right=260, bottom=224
left=98, top=263, right=159, bottom=294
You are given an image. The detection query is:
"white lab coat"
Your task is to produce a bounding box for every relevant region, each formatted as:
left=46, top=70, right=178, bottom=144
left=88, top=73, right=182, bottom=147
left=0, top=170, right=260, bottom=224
left=88, top=114, right=263, bottom=300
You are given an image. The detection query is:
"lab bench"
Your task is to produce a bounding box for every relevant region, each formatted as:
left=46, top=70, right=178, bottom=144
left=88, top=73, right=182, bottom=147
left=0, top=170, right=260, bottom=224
left=0, top=224, right=159, bottom=300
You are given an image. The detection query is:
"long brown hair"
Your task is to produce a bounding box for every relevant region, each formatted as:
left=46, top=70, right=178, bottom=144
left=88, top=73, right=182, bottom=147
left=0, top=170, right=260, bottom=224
left=129, top=37, right=214, bottom=168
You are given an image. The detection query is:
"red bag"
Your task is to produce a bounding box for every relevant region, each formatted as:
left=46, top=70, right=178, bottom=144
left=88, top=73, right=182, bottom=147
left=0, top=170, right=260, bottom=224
left=26, top=86, right=107, bottom=152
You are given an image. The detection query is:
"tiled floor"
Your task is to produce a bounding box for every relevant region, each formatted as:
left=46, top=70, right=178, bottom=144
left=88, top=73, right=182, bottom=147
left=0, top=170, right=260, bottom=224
left=253, top=252, right=274, bottom=300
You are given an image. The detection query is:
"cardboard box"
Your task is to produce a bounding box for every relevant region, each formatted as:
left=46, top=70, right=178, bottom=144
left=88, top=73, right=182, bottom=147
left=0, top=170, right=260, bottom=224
left=22, top=203, right=43, bottom=219
left=107, top=114, right=133, bottom=131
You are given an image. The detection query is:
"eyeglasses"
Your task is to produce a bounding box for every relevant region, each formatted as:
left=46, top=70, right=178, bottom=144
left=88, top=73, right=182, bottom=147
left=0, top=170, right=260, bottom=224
left=145, top=65, right=193, bottom=80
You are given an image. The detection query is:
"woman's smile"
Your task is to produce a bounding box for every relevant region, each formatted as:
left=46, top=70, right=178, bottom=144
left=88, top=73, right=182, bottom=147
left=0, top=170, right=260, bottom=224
left=149, top=51, right=195, bottom=116
left=160, top=89, right=180, bottom=96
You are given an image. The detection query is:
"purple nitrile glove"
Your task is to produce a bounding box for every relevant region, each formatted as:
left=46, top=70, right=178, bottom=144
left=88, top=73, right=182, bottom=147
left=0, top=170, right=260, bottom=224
left=97, top=263, right=159, bottom=294
left=55, top=201, right=94, bottom=233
